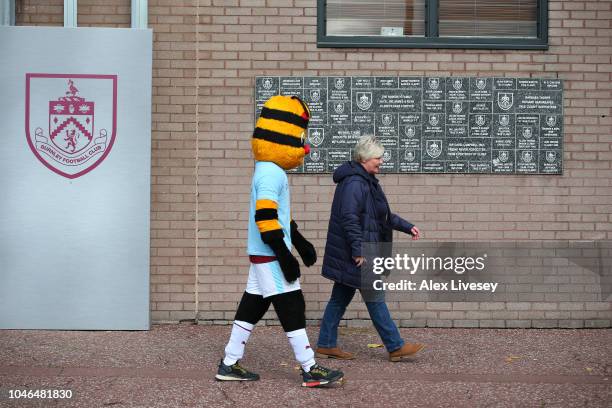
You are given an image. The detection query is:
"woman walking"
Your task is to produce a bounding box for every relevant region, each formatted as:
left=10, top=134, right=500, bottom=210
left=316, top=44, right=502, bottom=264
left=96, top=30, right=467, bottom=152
left=316, top=136, right=425, bottom=362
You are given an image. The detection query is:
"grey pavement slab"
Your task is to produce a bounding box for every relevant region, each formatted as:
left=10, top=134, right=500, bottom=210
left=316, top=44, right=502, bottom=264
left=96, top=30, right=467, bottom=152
left=0, top=325, right=610, bottom=407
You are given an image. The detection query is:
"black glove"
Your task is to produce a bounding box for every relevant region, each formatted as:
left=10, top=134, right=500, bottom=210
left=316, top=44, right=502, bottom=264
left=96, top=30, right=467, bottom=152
left=267, top=238, right=301, bottom=283
left=290, top=221, right=317, bottom=267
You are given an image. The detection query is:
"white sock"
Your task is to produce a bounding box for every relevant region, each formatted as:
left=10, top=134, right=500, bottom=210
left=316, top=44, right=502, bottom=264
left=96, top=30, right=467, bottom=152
left=223, top=320, right=254, bottom=366
left=286, top=328, right=315, bottom=372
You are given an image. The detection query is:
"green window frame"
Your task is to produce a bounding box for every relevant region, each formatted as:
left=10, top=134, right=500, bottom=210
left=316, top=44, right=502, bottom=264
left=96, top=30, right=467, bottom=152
left=317, top=0, right=548, bottom=50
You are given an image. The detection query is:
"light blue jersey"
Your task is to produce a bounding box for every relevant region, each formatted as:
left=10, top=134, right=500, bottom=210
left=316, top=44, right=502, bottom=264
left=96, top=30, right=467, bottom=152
left=247, top=161, right=292, bottom=255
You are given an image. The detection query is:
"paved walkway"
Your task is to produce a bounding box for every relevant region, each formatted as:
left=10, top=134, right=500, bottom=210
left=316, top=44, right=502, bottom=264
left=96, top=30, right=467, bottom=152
left=1, top=325, right=611, bottom=407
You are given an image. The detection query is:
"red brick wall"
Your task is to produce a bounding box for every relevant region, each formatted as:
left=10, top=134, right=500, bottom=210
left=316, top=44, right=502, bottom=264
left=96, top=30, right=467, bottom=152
left=16, top=0, right=63, bottom=26
left=78, top=0, right=131, bottom=27
left=16, top=0, right=612, bottom=328
left=148, top=0, right=198, bottom=322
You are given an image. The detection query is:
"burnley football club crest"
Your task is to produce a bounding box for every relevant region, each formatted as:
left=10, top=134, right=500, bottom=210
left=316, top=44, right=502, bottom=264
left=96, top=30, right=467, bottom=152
left=404, top=149, right=415, bottom=162
left=26, top=74, right=117, bottom=179
left=334, top=77, right=345, bottom=90
left=499, top=114, right=510, bottom=127
left=309, top=150, right=321, bottom=162
left=475, top=115, right=486, bottom=127
left=453, top=78, right=463, bottom=90
left=522, top=126, right=533, bottom=139
left=356, top=92, right=372, bottom=110
left=426, top=140, right=442, bottom=158
left=428, top=114, right=439, bottom=127
left=308, top=128, right=324, bottom=147
left=334, top=102, right=345, bottom=114
left=497, top=92, right=514, bottom=111
left=427, top=78, right=440, bottom=90
left=309, top=89, right=321, bottom=102
left=262, top=77, right=273, bottom=90
left=381, top=113, right=393, bottom=126
left=404, top=125, right=416, bottom=138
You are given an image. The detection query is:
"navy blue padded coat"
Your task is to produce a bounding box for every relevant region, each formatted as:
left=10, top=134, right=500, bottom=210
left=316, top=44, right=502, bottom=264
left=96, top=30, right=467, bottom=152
left=321, top=161, right=415, bottom=288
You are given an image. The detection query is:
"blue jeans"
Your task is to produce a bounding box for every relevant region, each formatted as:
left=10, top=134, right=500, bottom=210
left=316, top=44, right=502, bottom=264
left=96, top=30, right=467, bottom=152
left=317, top=282, right=404, bottom=352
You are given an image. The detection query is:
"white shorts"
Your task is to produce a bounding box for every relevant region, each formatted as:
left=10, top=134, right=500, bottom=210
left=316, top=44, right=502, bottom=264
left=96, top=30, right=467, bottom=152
left=245, top=261, right=301, bottom=298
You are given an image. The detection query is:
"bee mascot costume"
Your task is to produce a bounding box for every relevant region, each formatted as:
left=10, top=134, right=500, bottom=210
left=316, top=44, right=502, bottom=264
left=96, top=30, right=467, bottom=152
left=215, top=95, right=343, bottom=388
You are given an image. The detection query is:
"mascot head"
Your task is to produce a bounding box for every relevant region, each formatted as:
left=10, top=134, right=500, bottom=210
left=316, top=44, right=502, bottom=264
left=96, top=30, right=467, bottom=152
left=252, top=95, right=311, bottom=170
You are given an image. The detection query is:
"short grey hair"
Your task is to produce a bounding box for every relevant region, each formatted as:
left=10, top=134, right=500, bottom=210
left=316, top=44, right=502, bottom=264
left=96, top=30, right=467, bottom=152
left=353, top=135, right=384, bottom=162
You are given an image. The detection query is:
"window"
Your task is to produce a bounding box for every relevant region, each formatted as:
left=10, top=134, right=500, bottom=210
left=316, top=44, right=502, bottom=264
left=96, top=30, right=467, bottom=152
left=325, top=0, right=426, bottom=37
left=318, top=0, right=548, bottom=49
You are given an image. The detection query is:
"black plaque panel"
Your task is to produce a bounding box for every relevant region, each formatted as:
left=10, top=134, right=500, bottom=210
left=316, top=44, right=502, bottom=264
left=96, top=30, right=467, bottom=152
left=254, top=76, right=564, bottom=174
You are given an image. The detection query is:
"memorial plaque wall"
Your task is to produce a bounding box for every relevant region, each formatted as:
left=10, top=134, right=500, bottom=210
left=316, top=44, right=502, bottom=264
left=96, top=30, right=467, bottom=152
left=254, top=76, right=563, bottom=174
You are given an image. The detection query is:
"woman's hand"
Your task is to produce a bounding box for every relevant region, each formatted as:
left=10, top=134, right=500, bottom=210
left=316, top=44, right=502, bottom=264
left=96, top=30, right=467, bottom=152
left=410, top=226, right=420, bottom=240
left=353, top=256, right=365, bottom=267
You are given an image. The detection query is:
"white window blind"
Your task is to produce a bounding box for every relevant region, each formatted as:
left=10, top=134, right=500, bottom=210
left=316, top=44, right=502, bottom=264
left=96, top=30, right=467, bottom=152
left=326, top=0, right=426, bottom=37
left=439, top=0, right=538, bottom=38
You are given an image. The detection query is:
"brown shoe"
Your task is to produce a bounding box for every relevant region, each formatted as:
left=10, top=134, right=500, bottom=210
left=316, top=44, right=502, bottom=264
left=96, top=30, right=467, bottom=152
left=388, top=343, right=425, bottom=362
left=315, top=347, right=355, bottom=360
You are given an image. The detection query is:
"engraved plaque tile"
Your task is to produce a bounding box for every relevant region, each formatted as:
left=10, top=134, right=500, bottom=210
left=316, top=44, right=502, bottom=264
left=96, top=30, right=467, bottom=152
left=399, top=77, right=423, bottom=88
left=255, top=76, right=563, bottom=174
left=447, top=138, right=491, bottom=163
left=328, top=77, right=350, bottom=101
left=492, top=114, right=515, bottom=140
left=256, top=76, right=279, bottom=102
left=425, top=77, right=445, bottom=100
left=376, top=76, right=399, bottom=88
left=494, top=77, right=516, bottom=90
left=352, top=76, right=375, bottom=89
left=304, top=149, right=326, bottom=173
left=380, top=148, right=398, bottom=172
left=399, top=147, right=421, bottom=173
left=469, top=77, right=493, bottom=101
left=446, top=77, right=469, bottom=100
left=492, top=149, right=515, bottom=173
left=280, top=77, right=303, bottom=89
left=328, top=100, right=351, bottom=125
left=374, top=89, right=421, bottom=112
left=540, top=150, right=562, bottom=174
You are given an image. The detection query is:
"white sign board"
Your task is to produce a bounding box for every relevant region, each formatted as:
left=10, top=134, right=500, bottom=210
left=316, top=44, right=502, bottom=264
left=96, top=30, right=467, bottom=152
left=0, top=27, right=152, bottom=329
